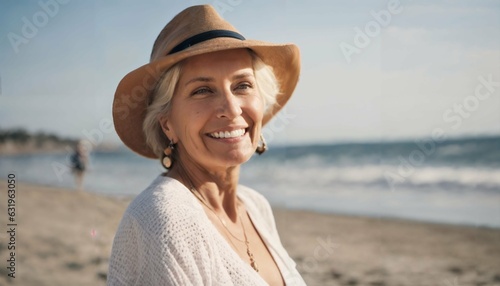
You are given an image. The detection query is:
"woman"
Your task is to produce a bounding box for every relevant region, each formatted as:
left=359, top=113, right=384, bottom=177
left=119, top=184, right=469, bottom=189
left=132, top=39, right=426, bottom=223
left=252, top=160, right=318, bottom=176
left=70, top=140, right=88, bottom=191
left=108, top=5, right=304, bottom=285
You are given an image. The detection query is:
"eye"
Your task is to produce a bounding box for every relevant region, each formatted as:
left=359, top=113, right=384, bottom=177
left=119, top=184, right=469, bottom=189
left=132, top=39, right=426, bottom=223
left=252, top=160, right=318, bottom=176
left=191, top=87, right=213, bottom=96
left=234, top=82, right=253, bottom=92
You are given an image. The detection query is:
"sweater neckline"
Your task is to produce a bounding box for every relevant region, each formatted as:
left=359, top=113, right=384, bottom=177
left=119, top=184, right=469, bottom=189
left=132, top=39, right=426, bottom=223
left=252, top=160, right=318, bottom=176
left=159, top=175, right=287, bottom=285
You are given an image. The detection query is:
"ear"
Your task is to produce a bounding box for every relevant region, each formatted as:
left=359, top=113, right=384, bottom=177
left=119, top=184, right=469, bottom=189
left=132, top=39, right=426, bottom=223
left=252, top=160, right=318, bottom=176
left=158, top=114, right=177, bottom=143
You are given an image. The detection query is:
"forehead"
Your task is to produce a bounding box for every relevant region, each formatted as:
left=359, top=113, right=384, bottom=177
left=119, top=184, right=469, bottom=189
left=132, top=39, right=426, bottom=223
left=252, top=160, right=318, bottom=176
left=181, top=49, right=253, bottom=77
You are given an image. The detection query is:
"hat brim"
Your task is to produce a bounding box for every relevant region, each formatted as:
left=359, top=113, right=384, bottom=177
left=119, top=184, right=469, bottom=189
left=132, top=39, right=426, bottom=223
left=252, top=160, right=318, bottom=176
left=113, top=37, right=300, bottom=159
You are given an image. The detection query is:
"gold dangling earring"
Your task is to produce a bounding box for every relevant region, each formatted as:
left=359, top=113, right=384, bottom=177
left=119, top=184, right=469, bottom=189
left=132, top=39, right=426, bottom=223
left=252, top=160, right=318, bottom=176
left=255, top=134, right=267, bottom=155
left=162, top=140, right=175, bottom=169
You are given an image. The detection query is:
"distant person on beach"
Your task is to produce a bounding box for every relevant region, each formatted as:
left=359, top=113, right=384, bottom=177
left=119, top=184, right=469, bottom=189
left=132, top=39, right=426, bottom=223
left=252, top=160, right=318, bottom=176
left=70, top=141, right=88, bottom=191
left=107, top=5, right=304, bottom=285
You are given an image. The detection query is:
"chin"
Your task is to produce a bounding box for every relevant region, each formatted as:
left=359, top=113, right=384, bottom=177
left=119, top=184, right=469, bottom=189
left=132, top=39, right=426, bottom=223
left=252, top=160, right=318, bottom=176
left=216, top=148, right=254, bottom=168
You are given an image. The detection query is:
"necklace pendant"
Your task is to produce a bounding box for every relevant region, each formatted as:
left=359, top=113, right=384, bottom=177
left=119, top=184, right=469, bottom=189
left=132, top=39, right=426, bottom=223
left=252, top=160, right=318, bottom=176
left=251, top=261, right=259, bottom=272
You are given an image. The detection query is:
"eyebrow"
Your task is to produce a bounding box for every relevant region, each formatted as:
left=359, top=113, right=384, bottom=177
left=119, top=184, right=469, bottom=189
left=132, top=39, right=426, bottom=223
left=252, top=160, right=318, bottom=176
left=184, top=77, right=214, bottom=87
left=184, top=72, right=255, bottom=87
left=232, top=72, right=254, bottom=80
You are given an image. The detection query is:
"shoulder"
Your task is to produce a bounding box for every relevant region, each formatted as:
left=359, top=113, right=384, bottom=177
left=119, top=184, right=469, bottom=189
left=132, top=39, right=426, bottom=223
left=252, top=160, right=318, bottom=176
left=126, top=175, right=202, bottom=220
left=117, top=175, right=215, bottom=260
left=109, top=176, right=215, bottom=284
left=237, top=185, right=277, bottom=234
left=123, top=175, right=205, bottom=238
left=237, top=185, right=271, bottom=210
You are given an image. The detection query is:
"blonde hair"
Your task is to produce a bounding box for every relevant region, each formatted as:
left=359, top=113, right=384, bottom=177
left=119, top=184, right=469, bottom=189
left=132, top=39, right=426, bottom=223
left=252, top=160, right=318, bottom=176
left=143, top=50, right=280, bottom=158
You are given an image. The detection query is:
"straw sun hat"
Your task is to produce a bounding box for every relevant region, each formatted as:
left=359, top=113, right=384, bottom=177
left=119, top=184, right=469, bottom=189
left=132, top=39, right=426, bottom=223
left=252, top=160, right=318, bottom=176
left=112, top=4, right=300, bottom=158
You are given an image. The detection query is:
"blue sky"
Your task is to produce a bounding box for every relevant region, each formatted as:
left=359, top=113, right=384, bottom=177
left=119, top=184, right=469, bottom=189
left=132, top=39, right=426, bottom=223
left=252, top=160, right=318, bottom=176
left=1, top=0, right=499, bottom=146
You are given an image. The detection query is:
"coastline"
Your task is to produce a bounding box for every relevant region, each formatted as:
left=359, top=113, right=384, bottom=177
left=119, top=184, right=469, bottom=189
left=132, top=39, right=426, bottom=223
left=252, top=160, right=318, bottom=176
left=0, top=143, right=120, bottom=156
left=0, top=181, right=499, bottom=285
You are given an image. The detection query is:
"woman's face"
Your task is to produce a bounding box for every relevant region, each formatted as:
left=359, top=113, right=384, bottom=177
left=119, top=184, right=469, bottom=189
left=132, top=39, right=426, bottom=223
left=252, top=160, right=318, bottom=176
left=163, top=49, right=264, bottom=171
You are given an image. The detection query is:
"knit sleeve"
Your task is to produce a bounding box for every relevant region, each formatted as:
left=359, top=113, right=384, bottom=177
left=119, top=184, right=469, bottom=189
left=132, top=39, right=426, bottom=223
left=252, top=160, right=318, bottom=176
left=107, top=212, right=142, bottom=285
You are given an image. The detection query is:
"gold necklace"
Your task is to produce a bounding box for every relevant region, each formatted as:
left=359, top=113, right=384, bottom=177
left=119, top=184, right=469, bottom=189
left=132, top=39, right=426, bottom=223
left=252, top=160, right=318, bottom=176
left=189, top=187, right=259, bottom=272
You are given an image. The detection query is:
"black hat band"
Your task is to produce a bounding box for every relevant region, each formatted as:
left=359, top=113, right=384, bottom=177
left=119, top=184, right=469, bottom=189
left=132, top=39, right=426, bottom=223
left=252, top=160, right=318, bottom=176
left=168, top=29, right=246, bottom=55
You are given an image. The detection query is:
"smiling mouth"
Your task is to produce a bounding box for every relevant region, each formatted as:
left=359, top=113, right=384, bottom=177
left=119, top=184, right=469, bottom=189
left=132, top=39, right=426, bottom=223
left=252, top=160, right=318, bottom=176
left=207, top=128, right=248, bottom=139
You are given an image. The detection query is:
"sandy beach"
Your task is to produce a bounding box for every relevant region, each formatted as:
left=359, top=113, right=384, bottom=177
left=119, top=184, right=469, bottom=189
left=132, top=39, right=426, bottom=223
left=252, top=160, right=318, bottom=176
left=0, top=181, right=499, bottom=286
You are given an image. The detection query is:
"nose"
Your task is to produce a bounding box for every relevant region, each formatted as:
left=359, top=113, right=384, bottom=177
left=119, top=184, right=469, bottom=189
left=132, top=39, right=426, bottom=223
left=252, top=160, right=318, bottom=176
left=217, top=88, right=242, bottom=120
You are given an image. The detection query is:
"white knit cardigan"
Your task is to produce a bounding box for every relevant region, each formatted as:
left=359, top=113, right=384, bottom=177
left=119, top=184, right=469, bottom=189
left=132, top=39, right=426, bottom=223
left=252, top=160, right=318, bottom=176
left=107, top=175, right=306, bottom=285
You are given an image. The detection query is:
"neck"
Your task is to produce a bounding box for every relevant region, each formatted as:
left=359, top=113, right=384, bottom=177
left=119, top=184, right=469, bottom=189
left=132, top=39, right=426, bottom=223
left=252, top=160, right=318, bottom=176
left=167, top=156, right=241, bottom=221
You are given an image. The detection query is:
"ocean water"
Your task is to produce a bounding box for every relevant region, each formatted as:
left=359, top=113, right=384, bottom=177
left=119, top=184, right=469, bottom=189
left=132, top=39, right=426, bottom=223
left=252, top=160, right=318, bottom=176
left=1, top=136, right=499, bottom=228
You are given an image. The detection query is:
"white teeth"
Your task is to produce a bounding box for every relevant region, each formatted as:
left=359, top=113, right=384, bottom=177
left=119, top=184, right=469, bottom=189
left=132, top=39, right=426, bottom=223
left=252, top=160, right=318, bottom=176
left=210, top=129, right=245, bottom=139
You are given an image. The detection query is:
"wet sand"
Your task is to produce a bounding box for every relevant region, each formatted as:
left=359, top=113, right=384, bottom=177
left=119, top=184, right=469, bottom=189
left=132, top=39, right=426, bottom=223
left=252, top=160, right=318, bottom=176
left=0, top=181, right=499, bottom=286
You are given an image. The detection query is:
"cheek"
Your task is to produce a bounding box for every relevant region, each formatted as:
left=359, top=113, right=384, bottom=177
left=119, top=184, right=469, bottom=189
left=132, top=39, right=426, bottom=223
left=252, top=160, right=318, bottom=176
left=178, top=106, right=209, bottom=139
left=246, top=95, right=265, bottom=122
left=168, top=105, right=194, bottom=140
left=245, top=96, right=264, bottom=145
